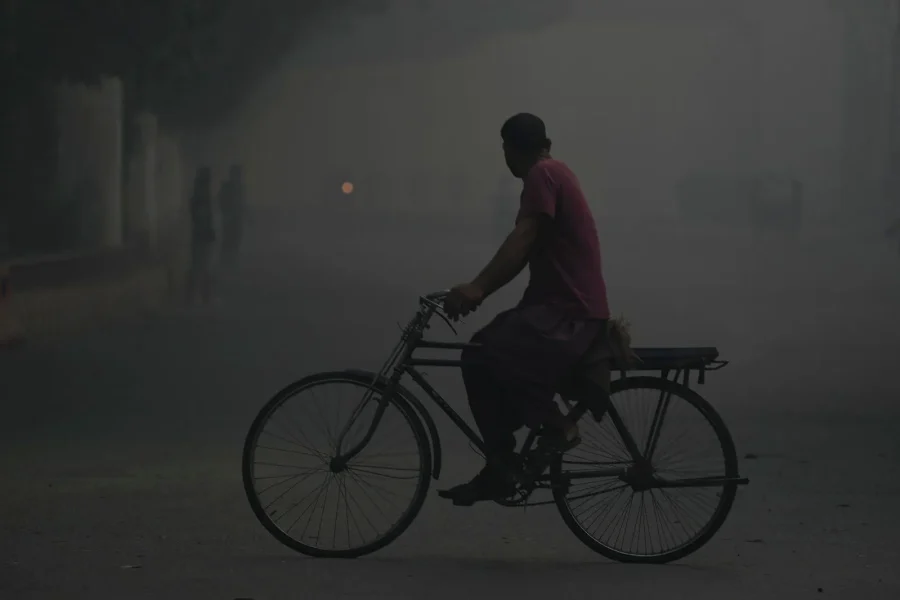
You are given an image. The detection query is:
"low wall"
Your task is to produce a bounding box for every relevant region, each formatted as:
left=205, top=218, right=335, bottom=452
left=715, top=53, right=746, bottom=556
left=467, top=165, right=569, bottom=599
left=3, top=248, right=175, bottom=343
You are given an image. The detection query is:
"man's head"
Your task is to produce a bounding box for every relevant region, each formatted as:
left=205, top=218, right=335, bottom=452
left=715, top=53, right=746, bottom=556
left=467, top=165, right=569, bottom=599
left=500, top=113, right=552, bottom=179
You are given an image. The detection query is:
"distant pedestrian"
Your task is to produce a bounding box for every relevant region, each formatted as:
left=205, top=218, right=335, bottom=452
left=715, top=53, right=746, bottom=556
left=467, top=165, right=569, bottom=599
left=186, top=167, right=215, bottom=305
left=218, top=165, right=245, bottom=269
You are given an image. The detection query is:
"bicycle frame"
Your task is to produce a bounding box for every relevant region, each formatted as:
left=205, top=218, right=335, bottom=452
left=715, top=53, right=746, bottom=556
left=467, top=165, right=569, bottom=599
left=332, top=292, right=627, bottom=475
left=332, top=292, right=747, bottom=491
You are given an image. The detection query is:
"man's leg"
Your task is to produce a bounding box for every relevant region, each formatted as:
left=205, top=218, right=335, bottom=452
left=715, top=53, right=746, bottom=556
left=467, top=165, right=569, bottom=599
left=442, top=355, right=569, bottom=506
left=486, top=309, right=606, bottom=452
left=462, top=361, right=517, bottom=459
left=437, top=318, right=521, bottom=506
left=437, top=309, right=601, bottom=505
left=511, top=377, right=581, bottom=453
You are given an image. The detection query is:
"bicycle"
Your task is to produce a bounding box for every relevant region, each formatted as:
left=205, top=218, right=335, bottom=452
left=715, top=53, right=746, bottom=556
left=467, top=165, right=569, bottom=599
left=242, top=290, right=750, bottom=563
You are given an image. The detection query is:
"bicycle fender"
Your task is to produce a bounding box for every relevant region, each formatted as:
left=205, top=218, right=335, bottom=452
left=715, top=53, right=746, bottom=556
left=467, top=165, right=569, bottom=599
left=342, top=369, right=443, bottom=480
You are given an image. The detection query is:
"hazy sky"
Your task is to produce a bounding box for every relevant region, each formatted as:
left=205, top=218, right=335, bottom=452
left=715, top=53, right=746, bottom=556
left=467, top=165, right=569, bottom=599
left=198, top=0, right=873, bottom=226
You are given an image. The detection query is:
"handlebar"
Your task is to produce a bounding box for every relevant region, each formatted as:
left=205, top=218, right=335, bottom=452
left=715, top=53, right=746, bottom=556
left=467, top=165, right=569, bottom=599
left=423, top=290, right=450, bottom=301
left=418, top=289, right=458, bottom=334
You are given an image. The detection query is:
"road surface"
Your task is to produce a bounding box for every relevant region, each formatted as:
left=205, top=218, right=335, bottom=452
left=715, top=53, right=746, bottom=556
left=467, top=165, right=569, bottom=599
left=2, top=214, right=899, bottom=599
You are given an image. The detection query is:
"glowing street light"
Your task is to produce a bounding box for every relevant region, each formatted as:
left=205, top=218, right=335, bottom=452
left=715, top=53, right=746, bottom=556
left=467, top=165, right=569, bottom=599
left=341, top=181, right=354, bottom=195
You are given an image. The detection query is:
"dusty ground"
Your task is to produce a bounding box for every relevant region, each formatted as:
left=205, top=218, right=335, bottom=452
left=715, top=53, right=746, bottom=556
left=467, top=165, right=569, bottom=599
left=2, top=214, right=899, bottom=599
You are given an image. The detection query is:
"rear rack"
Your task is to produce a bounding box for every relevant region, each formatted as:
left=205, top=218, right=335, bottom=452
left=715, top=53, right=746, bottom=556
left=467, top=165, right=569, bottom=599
left=625, top=358, right=729, bottom=388
left=624, top=348, right=728, bottom=387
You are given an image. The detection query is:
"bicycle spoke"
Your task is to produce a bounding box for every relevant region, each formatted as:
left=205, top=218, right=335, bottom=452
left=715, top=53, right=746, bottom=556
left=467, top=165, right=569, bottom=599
left=245, top=377, right=427, bottom=556
left=555, top=378, right=737, bottom=561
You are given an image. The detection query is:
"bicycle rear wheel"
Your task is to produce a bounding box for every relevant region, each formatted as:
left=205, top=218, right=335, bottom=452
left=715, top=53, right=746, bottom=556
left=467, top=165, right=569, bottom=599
left=242, top=371, right=432, bottom=558
left=552, top=376, right=739, bottom=564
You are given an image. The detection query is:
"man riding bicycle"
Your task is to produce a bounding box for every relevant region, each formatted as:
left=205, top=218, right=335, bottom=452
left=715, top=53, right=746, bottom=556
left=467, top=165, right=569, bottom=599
left=439, top=113, right=611, bottom=506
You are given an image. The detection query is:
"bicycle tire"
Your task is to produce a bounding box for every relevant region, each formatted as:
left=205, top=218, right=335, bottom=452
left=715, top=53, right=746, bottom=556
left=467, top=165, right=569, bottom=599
left=551, top=375, right=739, bottom=564
left=242, top=371, right=433, bottom=558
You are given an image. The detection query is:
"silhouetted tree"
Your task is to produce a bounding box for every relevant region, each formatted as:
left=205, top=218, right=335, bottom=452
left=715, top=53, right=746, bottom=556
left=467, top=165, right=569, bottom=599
left=3, top=0, right=395, bottom=129
left=0, top=0, right=391, bottom=255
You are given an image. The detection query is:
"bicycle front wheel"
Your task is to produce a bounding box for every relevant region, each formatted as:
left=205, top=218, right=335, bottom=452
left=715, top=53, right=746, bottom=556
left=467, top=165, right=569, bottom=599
left=242, top=371, right=432, bottom=558
left=552, top=376, right=739, bottom=564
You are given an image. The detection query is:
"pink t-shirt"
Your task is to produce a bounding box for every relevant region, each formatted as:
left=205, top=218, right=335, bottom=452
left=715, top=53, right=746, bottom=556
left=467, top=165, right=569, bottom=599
left=515, top=158, right=610, bottom=320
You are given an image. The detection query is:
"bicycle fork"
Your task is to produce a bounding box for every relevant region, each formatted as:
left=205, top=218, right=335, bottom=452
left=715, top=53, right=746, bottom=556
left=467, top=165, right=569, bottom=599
left=330, top=372, right=404, bottom=472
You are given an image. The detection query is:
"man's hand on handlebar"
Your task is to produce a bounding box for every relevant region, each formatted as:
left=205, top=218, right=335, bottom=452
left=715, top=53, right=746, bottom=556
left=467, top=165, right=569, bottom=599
left=443, top=282, right=485, bottom=320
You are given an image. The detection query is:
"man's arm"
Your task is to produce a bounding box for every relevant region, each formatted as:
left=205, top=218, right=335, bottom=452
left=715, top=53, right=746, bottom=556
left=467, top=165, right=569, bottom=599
left=472, top=216, right=545, bottom=298
left=472, top=163, right=558, bottom=298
